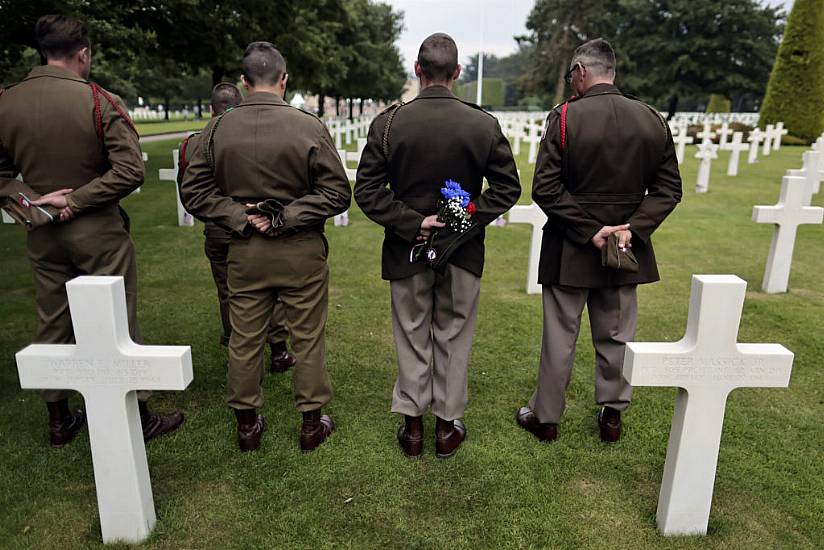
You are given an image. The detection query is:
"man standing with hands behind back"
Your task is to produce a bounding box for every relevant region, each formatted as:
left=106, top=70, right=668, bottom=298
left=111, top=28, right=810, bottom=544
left=180, top=42, right=350, bottom=453
left=516, top=39, right=682, bottom=444
left=356, top=33, right=520, bottom=459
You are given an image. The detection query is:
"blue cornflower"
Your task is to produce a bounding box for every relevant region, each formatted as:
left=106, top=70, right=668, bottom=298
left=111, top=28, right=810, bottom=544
left=440, top=179, right=470, bottom=208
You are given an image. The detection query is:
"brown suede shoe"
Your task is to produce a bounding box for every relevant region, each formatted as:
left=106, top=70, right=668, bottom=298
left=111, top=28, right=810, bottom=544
left=235, top=408, right=266, bottom=452
left=515, top=406, right=557, bottom=443
left=300, top=410, right=334, bottom=452
left=397, top=415, right=423, bottom=457
left=47, top=399, right=86, bottom=448
left=139, top=401, right=185, bottom=443
left=269, top=342, right=297, bottom=374
left=435, top=418, right=466, bottom=459
left=598, top=406, right=622, bottom=443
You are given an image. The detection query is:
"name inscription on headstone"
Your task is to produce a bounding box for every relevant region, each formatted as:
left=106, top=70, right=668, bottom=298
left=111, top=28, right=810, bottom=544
left=42, top=358, right=161, bottom=386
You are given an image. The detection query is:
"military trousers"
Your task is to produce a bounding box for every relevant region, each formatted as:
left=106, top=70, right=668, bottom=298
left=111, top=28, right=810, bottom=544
left=529, top=284, right=636, bottom=424
left=25, top=205, right=150, bottom=402
left=203, top=234, right=289, bottom=347
left=389, top=264, right=481, bottom=421
left=226, top=231, right=331, bottom=411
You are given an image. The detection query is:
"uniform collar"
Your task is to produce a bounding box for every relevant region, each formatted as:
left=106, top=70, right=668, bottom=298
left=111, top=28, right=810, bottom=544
left=417, top=85, right=457, bottom=100
left=25, top=65, right=88, bottom=83
left=582, top=82, right=621, bottom=98
left=241, top=91, right=288, bottom=106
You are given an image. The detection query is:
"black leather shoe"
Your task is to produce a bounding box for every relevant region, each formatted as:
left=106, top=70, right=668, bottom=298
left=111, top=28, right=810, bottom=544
left=139, top=401, right=185, bottom=443
left=515, top=406, right=557, bottom=442
left=598, top=406, right=621, bottom=443
left=269, top=342, right=297, bottom=373
left=300, top=410, right=334, bottom=452
left=235, top=408, right=266, bottom=452
left=397, top=415, right=423, bottom=457
left=435, top=418, right=466, bottom=458
left=47, top=399, right=86, bottom=448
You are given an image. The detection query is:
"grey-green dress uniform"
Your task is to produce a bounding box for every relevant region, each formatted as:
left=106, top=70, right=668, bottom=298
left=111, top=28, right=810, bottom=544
left=179, top=92, right=350, bottom=412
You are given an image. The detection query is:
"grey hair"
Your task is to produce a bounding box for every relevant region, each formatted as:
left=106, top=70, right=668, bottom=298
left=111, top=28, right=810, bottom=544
left=570, top=38, right=616, bottom=79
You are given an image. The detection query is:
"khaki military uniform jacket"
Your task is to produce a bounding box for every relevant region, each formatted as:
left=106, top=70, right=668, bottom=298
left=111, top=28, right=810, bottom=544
left=534, top=83, right=682, bottom=288
left=355, top=85, right=521, bottom=280
left=179, top=92, right=350, bottom=236
left=0, top=65, right=143, bottom=210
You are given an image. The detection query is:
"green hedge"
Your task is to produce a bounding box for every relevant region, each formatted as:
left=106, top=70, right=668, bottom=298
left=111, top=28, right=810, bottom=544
left=457, top=78, right=506, bottom=108
left=706, top=94, right=731, bottom=113
left=759, top=0, right=824, bottom=141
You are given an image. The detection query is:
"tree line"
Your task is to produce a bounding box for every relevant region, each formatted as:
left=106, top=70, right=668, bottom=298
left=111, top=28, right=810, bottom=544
left=0, top=0, right=407, bottom=119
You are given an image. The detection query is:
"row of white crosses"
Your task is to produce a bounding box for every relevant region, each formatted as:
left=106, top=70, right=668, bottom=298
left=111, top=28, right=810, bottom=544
left=753, top=148, right=823, bottom=293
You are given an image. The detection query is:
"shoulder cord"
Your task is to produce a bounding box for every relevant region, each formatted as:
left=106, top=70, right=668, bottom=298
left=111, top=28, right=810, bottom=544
left=381, top=102, right=404, bottom=159
left=205, top=109, right=231, bottom=173
left=90, top=82, right=138, bottom=141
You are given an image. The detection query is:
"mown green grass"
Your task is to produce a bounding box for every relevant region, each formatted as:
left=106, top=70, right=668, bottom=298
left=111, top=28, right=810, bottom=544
left=0, top=140, right=822, bottom=549
left=136, top=119, right=210, bottom=136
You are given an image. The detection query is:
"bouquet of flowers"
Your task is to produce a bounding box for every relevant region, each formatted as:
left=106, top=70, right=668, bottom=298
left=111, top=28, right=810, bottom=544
left=412, top=179, right=479, bottom=269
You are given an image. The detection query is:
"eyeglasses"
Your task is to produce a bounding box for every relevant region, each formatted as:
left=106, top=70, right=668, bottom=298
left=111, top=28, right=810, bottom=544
left=564, top=63, right=583, bottom=86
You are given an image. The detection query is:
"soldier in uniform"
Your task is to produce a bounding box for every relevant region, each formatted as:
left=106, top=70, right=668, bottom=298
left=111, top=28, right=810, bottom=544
left=355, top=33, right=521, bottom=458
left=177, top=83, right=296, bottom=373
left=180, top=42, right=350, bottom=452
left=0, top=15, right=184, bottom=447
left=516, top=38, right=682, bottom=443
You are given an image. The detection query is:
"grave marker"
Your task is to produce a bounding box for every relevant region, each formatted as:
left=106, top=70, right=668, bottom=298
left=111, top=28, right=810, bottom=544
left=624, top=274, right=793, bottom=536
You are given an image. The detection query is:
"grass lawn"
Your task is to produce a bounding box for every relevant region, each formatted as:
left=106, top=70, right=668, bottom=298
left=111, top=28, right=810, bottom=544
left=136, top=119, right=210, bottom=136
left=0, top=139, right=822, bottom=549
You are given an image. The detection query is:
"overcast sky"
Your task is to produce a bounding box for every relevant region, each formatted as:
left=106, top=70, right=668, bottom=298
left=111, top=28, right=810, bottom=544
left=385, top=0, right=794, bottom=73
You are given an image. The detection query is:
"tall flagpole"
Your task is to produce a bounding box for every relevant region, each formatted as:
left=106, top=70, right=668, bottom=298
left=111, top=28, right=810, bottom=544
left=475, top=3, right=485, bottom=106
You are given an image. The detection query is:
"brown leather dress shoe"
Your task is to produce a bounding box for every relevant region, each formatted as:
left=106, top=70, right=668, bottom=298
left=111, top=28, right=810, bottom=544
left=598, top=406, right=622, bottom=443
left=269, top=342, right=297, bottom=373
left=47, top=399, right=86, bottom=448
left=435, top=418, right=466, bottom=458
left=515, top=406, right=557, bottom=442
left=397, top=415, right=423, bottom=457
left=300, top=410, right=334, bottom=452
left=235, top=408, right=266, bottom=452
left=139, top=401, right=186, bottom=443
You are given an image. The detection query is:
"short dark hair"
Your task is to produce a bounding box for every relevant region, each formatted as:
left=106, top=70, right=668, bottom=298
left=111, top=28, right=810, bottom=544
left=35, top=15, right=90, bottom=61
left=417, top=33, right=458, bottom=82
left=571, top=38, right=616, bottom=78
left=211, top=83, right=243, bottom=115
left=242, top=42, right=286, bottom=87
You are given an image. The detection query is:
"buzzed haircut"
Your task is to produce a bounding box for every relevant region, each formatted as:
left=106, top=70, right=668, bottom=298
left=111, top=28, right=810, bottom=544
left=242, top=42, right=286, bottom=87
left=571, top=38, right=616, bottom=78
left=211, top=83, right=243, bottom=115
left=35, top=14, right=91, bottom=61
left=417, top=33, right=458, bottom=82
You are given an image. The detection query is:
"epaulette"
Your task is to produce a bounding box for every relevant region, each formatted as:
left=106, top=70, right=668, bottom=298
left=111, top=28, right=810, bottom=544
left=623, top=93, right=668, bottom=132
left=457, top=98, right=497, bottom=119
left=378, top=101, right=404, bottom=117
left=0, top=81, right=20, bottom=100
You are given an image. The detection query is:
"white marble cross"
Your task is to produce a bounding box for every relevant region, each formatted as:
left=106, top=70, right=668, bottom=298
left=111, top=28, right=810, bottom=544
left=507, top=203, right=546, bottom=294
left=673, top=128, right=694, bottom=165
left=158, top=149, right=195, bottom=227
left=726, top=132, right=749, bottom=177
left=762, top=124, right=774, bottom=156
left=527, top=122, right=543, bottom=164
left=753, top=176, right=824, bottom=293
left=16, top=276, right=192, bottom=544
left=747, top=129, right=763, bottom=164
left=694, top=140, right=719, bottom=193
left=787, top=150, right=821, bottom=206
left=1, top=209, right=13, bottom=224
left=624, top=274, right=793, bottom=536
left=771, top=122, right=788, bottom=151
left=717, top=122, right=731, bottom=150
left=696, top=122, right=716, bottom=143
